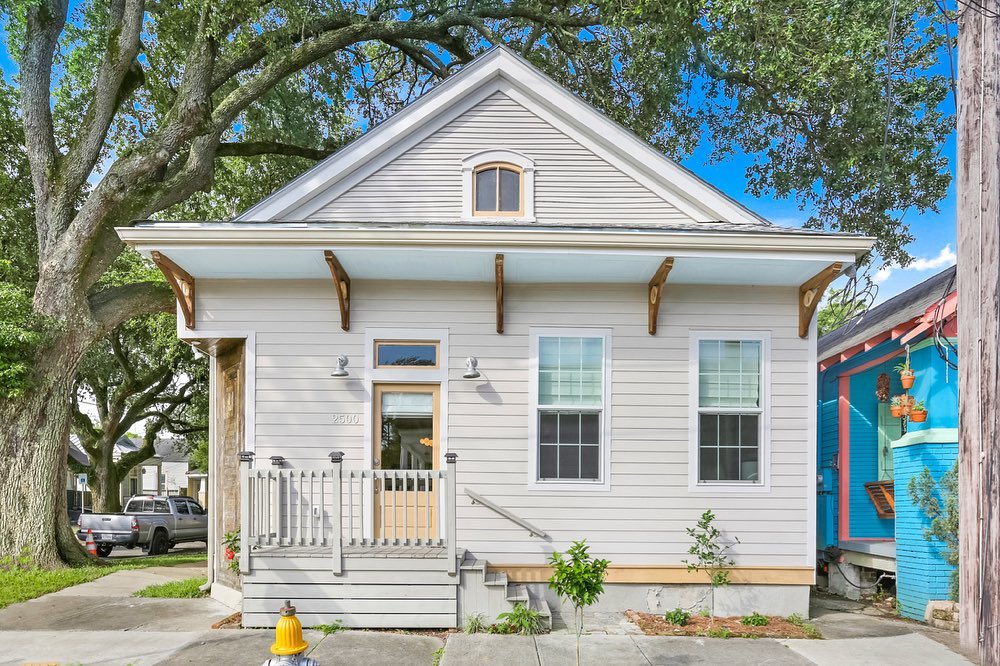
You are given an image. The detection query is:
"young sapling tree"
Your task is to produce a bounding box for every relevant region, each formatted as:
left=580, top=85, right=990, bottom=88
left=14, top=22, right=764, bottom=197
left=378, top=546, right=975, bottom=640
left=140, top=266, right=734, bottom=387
left=548, top=540, right=610, bottom=666
left=683, top=510, right=740, bottom=622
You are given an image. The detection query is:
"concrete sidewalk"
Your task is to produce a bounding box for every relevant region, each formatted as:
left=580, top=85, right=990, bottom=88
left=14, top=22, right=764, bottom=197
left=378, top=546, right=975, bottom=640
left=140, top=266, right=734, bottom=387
left=0, top=567, right=976, bottom=666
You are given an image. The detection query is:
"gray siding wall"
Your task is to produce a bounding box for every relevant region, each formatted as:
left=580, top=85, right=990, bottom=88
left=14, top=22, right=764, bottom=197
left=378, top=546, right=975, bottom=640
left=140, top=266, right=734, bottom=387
left=196, top=279, right=810, bottom=568
left=309, top=92, right=688, bottom=224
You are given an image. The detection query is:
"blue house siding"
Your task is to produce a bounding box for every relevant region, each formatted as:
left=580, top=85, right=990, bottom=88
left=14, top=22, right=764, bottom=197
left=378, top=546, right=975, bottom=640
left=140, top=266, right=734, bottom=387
left=817, top=374, right=840, bottom=548
left=893, top=434, right=958, bottom=620
left=847, top=367, right=896, bottom=539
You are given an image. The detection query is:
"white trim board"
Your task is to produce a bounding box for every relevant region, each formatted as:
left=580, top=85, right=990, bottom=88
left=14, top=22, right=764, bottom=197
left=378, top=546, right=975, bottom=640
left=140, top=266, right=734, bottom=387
left=237, top=46, right=767, bottom=225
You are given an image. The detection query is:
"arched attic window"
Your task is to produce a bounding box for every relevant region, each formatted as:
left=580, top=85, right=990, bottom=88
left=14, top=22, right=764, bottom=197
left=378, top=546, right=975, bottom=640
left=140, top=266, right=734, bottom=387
left=462, top=150, right=535, bottom=221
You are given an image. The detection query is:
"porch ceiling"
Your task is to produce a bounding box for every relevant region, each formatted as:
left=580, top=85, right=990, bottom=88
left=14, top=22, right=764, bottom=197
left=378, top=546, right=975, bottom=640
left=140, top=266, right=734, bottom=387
left=119, top=246, right=855, bottom=287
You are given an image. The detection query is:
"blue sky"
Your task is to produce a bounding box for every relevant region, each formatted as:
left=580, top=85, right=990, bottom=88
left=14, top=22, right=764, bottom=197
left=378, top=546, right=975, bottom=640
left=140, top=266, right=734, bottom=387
left=0, top=18, right=957, bottom=304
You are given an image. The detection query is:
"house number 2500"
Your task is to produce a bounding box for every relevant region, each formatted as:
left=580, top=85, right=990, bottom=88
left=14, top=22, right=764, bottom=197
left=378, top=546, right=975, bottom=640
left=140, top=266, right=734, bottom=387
left=332, top=413, right=361, bottom=424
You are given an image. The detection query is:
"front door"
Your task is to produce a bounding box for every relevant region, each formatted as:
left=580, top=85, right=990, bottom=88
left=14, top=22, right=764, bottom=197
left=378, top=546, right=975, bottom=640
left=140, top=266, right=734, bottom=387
left=373, top=384, right=439, bottom=542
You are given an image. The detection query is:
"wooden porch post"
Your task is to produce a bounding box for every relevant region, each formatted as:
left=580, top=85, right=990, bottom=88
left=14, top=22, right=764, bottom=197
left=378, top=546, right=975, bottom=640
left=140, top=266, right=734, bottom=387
left=238, top=451, right=254, bottom=574
left=330, top=451, right=344, bottom=575
left=446, top=453, right=458, bottom=575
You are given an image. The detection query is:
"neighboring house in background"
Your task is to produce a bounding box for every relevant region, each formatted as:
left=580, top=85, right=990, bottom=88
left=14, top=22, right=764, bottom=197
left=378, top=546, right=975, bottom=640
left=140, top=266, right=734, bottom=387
left=816, top=266, right=958, bottom=621
left=155, top=438, right=195, bottom=496
left=118, top=47, right=873, bottom=628
left=67, top=435, right=166, bottom=509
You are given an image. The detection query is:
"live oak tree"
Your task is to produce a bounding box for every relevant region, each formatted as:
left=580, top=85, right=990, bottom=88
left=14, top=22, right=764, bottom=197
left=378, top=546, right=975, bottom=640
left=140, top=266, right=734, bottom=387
left=69, top=312, right=207, bottom=513
left=0, top=0, right=952, bottom=566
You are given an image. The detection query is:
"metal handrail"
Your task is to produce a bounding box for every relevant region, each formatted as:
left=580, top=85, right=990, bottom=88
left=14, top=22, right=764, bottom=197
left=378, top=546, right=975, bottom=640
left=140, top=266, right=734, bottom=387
left=464, top=488, right=548, bottom=539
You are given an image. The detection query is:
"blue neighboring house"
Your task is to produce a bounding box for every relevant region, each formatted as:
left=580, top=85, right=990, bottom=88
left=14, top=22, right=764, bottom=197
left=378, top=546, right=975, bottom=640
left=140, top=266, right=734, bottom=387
left=817, top=266, right=957, bottom=621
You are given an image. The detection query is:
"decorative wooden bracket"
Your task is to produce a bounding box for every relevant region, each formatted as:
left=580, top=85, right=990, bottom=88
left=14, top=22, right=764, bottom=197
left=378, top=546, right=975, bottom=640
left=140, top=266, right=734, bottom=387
left=799, top=262, right=844, bottom=338
left=150, top=251, right=196, bottom=329
left=324, top=251, right=351, bottom=331
left=647, top=258, right=674, bottom=335
left=495, top=254, right=505, bottom=334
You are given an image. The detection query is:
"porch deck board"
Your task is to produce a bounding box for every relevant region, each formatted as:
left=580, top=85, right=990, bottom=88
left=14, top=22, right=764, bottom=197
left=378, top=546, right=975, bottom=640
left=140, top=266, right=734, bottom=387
left=251, top=544, right=455, bottom=559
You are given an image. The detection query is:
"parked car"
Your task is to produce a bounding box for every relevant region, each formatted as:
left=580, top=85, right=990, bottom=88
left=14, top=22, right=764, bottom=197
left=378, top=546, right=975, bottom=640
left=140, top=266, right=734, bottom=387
left=77, top=495, right=208, bottom=557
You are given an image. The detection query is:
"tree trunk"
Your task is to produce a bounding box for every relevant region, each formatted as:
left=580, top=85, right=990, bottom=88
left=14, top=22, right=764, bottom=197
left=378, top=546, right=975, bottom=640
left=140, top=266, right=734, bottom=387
left=0, top=341, right=92, bottom=567
left=957, top=7, right=1000, bottom=663
left=88, top=455, right=122, bottom=514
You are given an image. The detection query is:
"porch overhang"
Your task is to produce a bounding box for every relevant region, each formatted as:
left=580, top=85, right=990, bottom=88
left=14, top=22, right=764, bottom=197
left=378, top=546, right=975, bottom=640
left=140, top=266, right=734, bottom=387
left=118, top=221, right=872, bottom=337
left=117, top=221, right=872, bottom=285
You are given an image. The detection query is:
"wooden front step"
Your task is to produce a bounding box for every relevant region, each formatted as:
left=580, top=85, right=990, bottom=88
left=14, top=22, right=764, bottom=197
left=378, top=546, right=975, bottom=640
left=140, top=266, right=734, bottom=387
left=243, top=548, right=460, bottom=628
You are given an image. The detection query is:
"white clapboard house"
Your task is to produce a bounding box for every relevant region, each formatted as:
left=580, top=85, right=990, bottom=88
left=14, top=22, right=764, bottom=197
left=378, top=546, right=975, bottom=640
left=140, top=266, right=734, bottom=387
left=117, top=46, right=873, bottom=629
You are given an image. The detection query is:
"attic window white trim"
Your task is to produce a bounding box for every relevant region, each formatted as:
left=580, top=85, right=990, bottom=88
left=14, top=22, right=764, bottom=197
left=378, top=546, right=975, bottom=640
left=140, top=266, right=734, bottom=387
left=462, top=149, right=535, bottom=222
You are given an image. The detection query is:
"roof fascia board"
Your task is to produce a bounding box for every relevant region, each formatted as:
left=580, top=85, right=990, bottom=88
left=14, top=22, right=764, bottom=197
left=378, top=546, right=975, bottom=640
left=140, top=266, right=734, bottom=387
left=117, top=225, right=872, bottom=256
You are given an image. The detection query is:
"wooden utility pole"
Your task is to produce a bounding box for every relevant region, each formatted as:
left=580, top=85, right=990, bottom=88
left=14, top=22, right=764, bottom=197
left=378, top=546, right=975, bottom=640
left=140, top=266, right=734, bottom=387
left=958, top=6, right=1000, bottom=663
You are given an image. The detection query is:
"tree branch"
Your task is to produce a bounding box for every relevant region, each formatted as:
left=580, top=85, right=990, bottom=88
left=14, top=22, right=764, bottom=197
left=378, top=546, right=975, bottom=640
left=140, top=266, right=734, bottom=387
left=88, top=281, right=175, bottom=333
left=215, top=140, right=336, bottom=161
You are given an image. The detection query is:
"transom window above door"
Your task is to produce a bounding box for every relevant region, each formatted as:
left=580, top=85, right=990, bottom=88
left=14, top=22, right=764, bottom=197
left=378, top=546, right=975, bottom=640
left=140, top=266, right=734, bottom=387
left=375, top=341, right=439, bottom=368
left=474, top=163, right=522, bottom=215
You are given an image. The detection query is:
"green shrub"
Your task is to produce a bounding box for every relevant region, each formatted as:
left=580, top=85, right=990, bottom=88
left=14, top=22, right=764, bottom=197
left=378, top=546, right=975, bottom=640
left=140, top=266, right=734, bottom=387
left=740, top=611, right=769, bottom=626
left=786, top=613, right=805, bottom=626
left=704, top=626, right=732, bottom=638
left=663, top=608, right=690, bottom=626
left=683, top=510, right=739, bottom=620
left=549, top=540, right=610, bottom=665
left=496, top=603, right=545, bottom=635
left=463, top=612, right=487, bottom=634
left=485, top=622, right=515, bottom=634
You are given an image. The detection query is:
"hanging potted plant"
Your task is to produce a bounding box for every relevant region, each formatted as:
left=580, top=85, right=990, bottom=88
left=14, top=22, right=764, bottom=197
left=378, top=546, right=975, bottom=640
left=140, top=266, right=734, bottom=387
left=890, top=396, right=905, bottom=418
left=895, top=361, right=915, bottom=389
left=910, top=401, right=928, bottom=423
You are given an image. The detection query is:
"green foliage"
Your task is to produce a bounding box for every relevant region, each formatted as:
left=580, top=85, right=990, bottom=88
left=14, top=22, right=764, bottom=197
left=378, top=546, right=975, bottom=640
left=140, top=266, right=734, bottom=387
left=133, top=576, right=207, bottom=598
left=704, top=626, right=732, bottom=638
left=606, top=0, right=952, bottom=268
left=549, top=540, right=610, bottom=664
left=890, top=396, right=903, bottom=408
left=818, top=289, right=869, bottom=335
left=664, top=608, right=691, bottom=626
left=222, top=530, right=241, bottom=574
left=912, top=400, right=926, bottom=412
left=311, top=621, right=344, bottom=636
left=699, top=607, right=711, bottom=618
left=894, top=361, right=912, bottom=374
left=0, top=261, right=50, bottom=399
left=0, top=551, right=207, bottom=608
left=786, top=613, right=806, bottom=626
left=485, top=622, right=515, bottom=634
left=496, top=603, right=546, bottom=635
left=740, top=611, right=769, bottom=626
left=802, top=623, right=822, bottom=639
left=908, top=462, right=959, bottom=600
left=684, top=510, right=739, bottom=619
left=463, top=612, right=487, bottom=634
left=432, top=647, right=445, bottom=666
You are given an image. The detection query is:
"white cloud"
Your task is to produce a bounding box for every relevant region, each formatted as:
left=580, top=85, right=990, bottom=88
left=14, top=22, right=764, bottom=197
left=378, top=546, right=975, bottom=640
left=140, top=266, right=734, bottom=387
left=907, top=244, right=957, bottom=271
left=871, top=244, right=956, bottom=285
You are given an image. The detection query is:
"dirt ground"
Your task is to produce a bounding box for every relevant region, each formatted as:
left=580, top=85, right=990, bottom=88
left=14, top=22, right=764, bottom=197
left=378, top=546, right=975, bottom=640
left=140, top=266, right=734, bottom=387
left=624, top=610, right=819, bottom=639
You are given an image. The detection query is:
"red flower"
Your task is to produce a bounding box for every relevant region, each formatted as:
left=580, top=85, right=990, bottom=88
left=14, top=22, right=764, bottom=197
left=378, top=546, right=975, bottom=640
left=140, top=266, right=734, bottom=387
left=225, top=548, right=235, bottom=560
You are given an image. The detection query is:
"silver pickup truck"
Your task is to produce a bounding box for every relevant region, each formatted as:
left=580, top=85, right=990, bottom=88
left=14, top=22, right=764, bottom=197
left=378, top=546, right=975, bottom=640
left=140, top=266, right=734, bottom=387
left=77, top=495, right=208, bottom=557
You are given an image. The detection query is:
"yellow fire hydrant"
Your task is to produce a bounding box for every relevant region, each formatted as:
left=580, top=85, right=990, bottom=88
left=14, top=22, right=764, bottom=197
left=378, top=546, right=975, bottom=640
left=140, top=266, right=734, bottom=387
left=262, top=600, right=319, bottom=666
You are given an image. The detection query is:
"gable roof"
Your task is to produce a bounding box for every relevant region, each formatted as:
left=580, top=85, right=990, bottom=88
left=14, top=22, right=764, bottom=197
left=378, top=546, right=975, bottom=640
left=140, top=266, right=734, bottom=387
left=238, top=46, right=770, bottom=226
left=818, top=265, right=957, bottom=358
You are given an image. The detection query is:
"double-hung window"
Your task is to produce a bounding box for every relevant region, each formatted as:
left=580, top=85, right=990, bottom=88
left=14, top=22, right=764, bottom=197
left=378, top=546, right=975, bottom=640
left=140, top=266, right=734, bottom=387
left=691, top=332, right=769, bottom=489
left=531, top=330, right=610, bottom=488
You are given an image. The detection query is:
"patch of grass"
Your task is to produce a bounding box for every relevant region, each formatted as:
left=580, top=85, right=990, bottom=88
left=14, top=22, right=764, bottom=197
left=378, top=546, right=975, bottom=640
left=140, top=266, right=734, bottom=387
left=786, top=613, right=805, bottom=626
left=802, top=623, right=822, bottom=639
left=311, top=621, right=344, bottom=636
left=432, top=646, right=445, bottom=666
left=704, top=626, right=732, bottom=639
left=0, top=552, right=207, bottom=609
left=133, top=576, right=207, bottom=598
left=496, top=603, right=545, bottom=635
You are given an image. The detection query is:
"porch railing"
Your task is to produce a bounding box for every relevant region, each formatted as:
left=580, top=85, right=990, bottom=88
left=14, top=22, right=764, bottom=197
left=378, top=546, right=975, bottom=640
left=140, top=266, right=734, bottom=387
left=238, top=452, right=457, bottom=575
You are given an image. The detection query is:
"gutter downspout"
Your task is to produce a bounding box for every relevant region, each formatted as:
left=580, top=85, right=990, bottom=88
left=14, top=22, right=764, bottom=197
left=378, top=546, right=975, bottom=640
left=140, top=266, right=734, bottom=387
left=199, top=353, right=217, bottom=594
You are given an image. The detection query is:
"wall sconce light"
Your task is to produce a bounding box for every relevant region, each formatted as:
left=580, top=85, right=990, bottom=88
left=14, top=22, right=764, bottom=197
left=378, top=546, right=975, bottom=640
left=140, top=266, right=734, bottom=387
left=463, top=357, right=481, bottom=379
left=331, top=355, right=349, bottom=377
left=270, top=456, right=286, bottom=467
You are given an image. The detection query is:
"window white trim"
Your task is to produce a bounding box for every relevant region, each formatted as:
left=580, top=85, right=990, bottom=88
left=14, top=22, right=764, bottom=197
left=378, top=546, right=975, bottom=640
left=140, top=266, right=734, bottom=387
left=462, top=149, right=535, bottom=222
left=688, top=330, right=772, bottom=493
left=528, top=327, right=612, bottom=492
